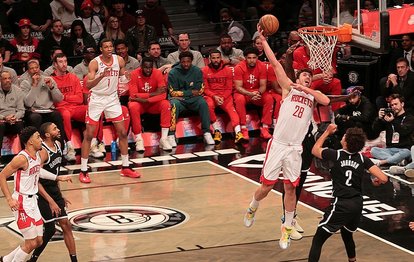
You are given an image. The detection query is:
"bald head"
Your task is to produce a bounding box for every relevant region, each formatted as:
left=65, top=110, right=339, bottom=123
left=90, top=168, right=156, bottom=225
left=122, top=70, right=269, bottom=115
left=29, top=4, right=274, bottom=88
left=288, top=31, right=301, bottom=46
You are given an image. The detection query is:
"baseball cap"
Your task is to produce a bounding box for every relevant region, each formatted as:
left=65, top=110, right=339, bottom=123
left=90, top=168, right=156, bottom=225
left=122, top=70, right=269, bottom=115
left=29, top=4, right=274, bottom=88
left=81, top=0, right=93, bottom=10
left=135, top=9, right=146, bottom=17
left=346, top=86, right=363, bottom=97
left=18, top=18, right=31, bottom=28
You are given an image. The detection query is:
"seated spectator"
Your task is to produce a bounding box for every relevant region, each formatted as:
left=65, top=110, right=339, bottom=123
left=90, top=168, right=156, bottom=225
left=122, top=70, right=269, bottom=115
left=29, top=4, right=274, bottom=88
left=219, top=8, right=251, bottom=47
left=0, top=25, right=13, bottom=63
left=70, top=19, right=97, bottom=56
left=233, top=47, right=273, bottom=140
left=99, top=16, right=125, bottom=44
left=334, top=86, right=377, bottom=140
left=167, top=33, right=205, bottom=68
left=125, top=9, right=157, bottom=58
left=371, top=94, right=414, bottom=167
left=50, top=0, right=77, bottom=30
left=253, top=35, right=268, bottom=62
left=9, top=18, right=41, bottom=74
left=114, top=39, right=140, bottom=105
left=50, top=53, right=87, bottom=161
left=377, top=58, right=414, bottom=113
left=387, top=34, right=414, bottom=74
left=142, top=0, right=174, bottom=39
left=293, top=43, right=343, bottom=111
left=0, top=71, right=25, bottom=164
left=12, top=0, right=53, bottom=35
left=79, top=0, right=104, bottom=45
left=0, top=53, right=18, bottom=86
left=39, top=19, right=74, bottom=70
left=147, top=41, right=171, bottom=73
left=202, top=50, right=246, bottom=144
left=128, top=57, right=172, bottom=151
left=110, top=0, right=135, bottom=35
left=168, top=51, right=214, bottom=146
left=43, top=46, right=75, bottom=76
left=217, top=34, right=244, bottom=66
left=74, top=45, right=97, bottom=80
left=20, top=59, right=66, bottom=147
left=92, top=0, right=109, bottom=25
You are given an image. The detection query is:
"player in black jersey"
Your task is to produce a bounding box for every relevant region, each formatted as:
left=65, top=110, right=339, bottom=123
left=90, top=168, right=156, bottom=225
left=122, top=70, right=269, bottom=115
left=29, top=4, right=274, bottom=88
left=308, top=124, right=388, bottom=262
left=28, top=122, right=78, bottom=262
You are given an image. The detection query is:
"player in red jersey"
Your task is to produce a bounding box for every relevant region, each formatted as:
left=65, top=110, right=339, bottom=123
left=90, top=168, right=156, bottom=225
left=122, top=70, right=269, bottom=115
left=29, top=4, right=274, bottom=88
left=233, top=47, right=274, bottom=140
left=202, top=50, right=246, bottom=144
left=128, top=56, right=172, bottom=151
left=0, top=126, right=71, bottom=262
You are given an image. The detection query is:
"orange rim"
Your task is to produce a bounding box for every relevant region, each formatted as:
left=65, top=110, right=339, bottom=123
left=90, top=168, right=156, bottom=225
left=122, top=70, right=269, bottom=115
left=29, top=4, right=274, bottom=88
left=298, top=26, right=339, bottom=36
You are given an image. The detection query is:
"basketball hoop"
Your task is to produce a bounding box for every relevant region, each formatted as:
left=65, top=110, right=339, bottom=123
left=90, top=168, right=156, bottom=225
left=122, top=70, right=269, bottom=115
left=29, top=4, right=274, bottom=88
left=298, top=26, right=339, bottom=73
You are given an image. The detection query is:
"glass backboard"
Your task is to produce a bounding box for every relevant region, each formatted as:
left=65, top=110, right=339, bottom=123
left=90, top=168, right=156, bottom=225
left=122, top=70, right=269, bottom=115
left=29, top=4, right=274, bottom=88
left=315, top=0, right=391, bottom=53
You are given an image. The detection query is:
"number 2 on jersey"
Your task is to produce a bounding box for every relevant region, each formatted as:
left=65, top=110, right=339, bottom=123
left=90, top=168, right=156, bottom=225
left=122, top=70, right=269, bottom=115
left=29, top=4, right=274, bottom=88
left=293, top=105, right=304, bottom=118
left=345, top=170, right=353, bottom=186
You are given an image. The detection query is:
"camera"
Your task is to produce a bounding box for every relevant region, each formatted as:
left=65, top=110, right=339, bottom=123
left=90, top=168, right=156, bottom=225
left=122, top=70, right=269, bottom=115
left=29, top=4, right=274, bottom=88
left=384, top=108, right=393, bottom=116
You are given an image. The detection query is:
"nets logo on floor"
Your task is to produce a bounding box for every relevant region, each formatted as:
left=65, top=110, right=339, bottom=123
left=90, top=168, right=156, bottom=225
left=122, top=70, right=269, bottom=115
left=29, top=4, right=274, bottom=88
left=68, top=205, right=187, bottom=233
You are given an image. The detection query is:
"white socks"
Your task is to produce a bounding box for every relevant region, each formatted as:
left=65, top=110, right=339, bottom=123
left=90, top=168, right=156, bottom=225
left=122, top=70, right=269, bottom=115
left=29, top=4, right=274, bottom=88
left=4, top=246, right=28, bottom=262
left=250, top=196, right=260, bottom=209
left=81, top=158, right=88, bottom=172
left=121, top=154, right=129, bottom=167
left=161, top=128, right=169, bottom=139
left=284, top=210, right=295, bottom=227
left=234, top=125, right=241, bottom=134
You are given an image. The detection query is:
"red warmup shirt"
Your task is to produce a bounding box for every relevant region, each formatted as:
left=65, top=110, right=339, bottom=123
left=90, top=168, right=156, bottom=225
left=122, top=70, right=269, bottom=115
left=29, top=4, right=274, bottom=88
left=293, top=45, right=337, bottom=74
left=51, top=72, right=83, bottom=107
left=128, top=68, right=166, bottom=103
left=202, top=63, right=233, bottom=99
left=233, top=60, right=266, bottom=91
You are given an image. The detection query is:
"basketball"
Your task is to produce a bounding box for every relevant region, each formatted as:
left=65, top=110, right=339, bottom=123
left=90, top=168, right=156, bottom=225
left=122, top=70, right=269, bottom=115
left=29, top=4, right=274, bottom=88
left=259, top=15, right=279, bottom=36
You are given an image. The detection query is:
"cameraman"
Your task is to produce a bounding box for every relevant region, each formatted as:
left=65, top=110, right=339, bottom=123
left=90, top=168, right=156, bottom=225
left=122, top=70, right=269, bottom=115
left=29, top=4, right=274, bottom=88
left=334, top=86, right=376, bottom=140
left=371, top=94, right=414, bottom=166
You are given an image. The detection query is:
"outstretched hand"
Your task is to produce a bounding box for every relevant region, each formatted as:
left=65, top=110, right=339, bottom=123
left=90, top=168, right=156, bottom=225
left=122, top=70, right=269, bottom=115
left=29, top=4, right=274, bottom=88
left=57, top=175, right=72, bottom=183
left=256, top=24, right=266, bottom=40
left=324, top=123, right=337, bottom=135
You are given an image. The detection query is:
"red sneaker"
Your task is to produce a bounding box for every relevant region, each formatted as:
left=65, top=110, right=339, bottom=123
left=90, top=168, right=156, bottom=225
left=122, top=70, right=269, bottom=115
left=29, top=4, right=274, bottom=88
left=260, top=127, right=272, bottom=140
left=79, top=171, right=91, bottom=183
left=121, top=168, right=141, bottom=178
left=241, top=128, right=249, bottom=140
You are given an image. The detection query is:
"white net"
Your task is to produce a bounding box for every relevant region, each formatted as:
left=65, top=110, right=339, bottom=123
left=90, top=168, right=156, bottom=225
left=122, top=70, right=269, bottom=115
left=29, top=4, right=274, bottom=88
left=298, top=26, right=338, bottom=73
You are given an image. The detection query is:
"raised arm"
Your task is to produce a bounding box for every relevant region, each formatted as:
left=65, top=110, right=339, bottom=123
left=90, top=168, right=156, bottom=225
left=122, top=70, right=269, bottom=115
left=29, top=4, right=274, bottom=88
left=257, top=25, right=292, bottom=91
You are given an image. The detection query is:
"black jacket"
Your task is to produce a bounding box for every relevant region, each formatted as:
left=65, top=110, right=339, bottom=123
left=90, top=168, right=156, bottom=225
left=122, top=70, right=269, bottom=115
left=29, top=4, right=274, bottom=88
left=125, top=25, right=157, bottom=56
left=372, top=112, right=414, bottom=149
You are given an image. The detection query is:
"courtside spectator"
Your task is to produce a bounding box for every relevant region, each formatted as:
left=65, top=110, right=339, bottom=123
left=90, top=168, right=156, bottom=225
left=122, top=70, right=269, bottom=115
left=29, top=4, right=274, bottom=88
left=99, top=16, right=125, bottom=44
left=142, top=0, right=174, bottom=38
left=50, top=0, right=77, bottom=30
left=51, top=53, right=87, bottom=161
left=39, top=19, right=74, bottom=70
left=125, top=9, right=157, bottom=58
left=110, top=0, right=135, bottom=35
left=74, top=46, right=97, bottom=80
left=128, top=57, right=172, bottom=151
left=233, top=47, right=273, bottom=140
left=0, top=53, right=18, bottom=86
left=202, top=50, right=246, bottom=144
left=0, top=71, right=25, bottom=164
left=167, top=33, right=205, bottom=68
left=217, top=34, right=244, bottom=66
left=147, top=41, right=171, bottom=73
left=80, top=0, right=104, bottom=45
left=70, top=19, right=97, bottom=56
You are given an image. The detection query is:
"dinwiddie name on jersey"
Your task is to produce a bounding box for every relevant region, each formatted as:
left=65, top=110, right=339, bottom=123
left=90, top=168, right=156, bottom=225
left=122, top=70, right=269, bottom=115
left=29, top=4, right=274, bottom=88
left=303, top=172, right=403, bottom=221
left=49, top=156, right=62, bottom=170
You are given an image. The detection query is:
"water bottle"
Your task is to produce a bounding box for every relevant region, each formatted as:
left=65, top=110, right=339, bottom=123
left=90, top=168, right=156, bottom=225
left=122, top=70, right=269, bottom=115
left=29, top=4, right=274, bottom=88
left=111, top=141, right=117, bottom=161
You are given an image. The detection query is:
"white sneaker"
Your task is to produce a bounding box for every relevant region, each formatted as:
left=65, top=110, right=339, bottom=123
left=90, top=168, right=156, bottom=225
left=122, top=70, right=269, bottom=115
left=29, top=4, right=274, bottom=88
left=405, top=169, right=414, bottom=178
left=292, top=218, right=304, bottom=233
left=65, top=146, right=76, bottom=162
left=135, top=139, right=145, bottom=152
left=98, top=142, right=106, bottom=153
left=168, top=135, right=177, bottom=147
left=159, top=137, right=172, bottom=151
left=203, top=132, right=215, bottom=145
left=389, top=166, right=406, bottom=175
left=279, top=225, right=292, bottom=249
left=90, top=142, right=104, bottom=158
left=289, top=227, right=303, bottom=240
left=243, top=207, right=257, bottom=228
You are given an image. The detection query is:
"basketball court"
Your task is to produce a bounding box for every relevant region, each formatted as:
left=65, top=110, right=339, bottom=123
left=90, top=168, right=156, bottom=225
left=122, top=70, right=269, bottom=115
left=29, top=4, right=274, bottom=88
left=1, top=157, right=413, bottom=261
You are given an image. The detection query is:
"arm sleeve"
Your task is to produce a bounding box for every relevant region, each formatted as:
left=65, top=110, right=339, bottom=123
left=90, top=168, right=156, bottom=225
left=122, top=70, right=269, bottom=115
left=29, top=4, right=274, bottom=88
left=39, top=168, right=57, bottom=180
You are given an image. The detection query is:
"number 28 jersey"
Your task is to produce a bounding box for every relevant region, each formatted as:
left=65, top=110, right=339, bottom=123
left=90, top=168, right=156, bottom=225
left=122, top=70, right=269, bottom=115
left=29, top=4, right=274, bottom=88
left=91, top=54, right=120, bottom=96
left=273, top=88, right=314, bottom=145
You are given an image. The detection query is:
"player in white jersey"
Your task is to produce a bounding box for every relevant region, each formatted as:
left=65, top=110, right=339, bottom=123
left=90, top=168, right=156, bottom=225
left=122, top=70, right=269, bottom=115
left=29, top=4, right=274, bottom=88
left=243, top=25, right=330, bottom=250
left=0, top=126, right=72, bottom=262
left=79, top=38, right=140, bottom=183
